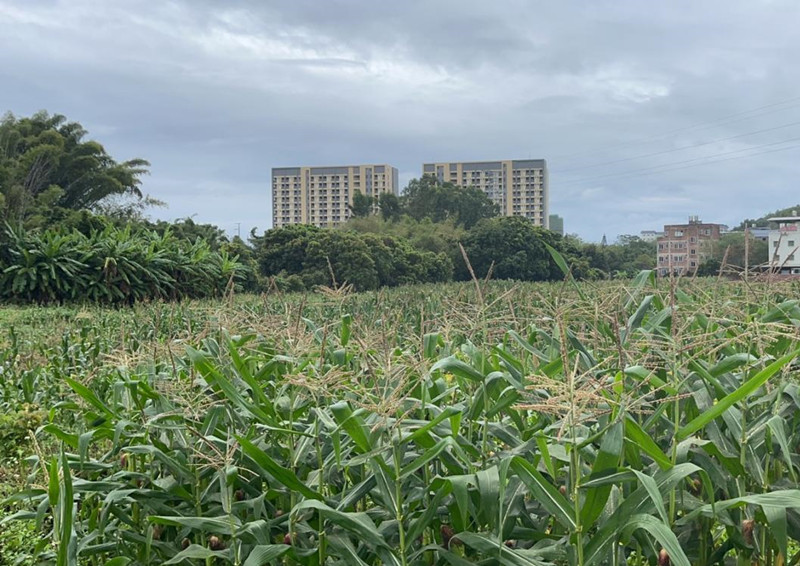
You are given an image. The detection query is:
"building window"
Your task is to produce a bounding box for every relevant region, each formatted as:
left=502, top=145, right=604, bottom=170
left=789, top=240, right=796, bottom=247
left=674, top=230, right=683, bottom=237
left=774, top=241, right=779, bottom=247
left=790, top=254, right=796, bottom=261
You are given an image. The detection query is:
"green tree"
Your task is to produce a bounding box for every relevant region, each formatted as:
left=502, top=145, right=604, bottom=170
left=702, top=232, right=769, bottom=270
left=249, top=223, right=321, bottom=280
left=359, top=232, right=453, bottom=286
left=378, top=192, right=401, bottom=221
left=349, top=192, right=375, bottom=218
left=251, top=224, right=453, bottom=291
left=304, top=230, right=379, bottom=290
left=0, top=111, right=150, bottom=224
left=457, top=216, right=570, bottom=281
left=402, top=175, right=499, bottom=229
left=736, top=204, right=800, bottom=229
left=696, top=258, right=722, bottom=277
left=344, top=215, right=465, bottom=255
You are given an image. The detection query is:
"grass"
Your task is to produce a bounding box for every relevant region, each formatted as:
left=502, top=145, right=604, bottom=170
left=1, top=275, right=800, bottom=565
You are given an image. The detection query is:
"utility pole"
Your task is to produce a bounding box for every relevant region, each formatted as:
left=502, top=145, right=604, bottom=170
left=235, top=222, right=241, bottom=239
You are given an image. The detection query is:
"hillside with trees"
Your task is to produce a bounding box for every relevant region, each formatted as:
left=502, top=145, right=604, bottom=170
left=736, top=204, right=800, bottom=229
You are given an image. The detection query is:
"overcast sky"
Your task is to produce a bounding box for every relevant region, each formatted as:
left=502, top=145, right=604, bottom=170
left=2, top=0, right=799, bottom=241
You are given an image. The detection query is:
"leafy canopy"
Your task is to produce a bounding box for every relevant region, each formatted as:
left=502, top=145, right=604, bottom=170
left=402, top=175, right=500, bottom=229
left=0, top=111, right=149, bottom=224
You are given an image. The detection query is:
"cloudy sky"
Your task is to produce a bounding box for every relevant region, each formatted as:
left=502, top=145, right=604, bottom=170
left=2, top=0, right=799, bottom=241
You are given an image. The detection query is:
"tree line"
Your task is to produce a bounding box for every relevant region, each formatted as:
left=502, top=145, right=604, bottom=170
left=1, top=110, right=664, bottom=302
left=252, top=175, right=658, bottom=291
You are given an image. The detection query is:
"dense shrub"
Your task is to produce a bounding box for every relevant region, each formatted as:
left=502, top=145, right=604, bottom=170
left=251, top=225, right=452, bottom=291
left=457, top=216, right=578, bottom=281
left=0, top=225, right=250, bottom=304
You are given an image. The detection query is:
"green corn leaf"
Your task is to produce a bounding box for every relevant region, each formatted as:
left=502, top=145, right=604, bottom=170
left=455, top=532, right=550, bottom=565
left=163, top=544, right=232, bottom=564
left=631, top=471, right=669, bottom=525
left=581, top=421, right=623, bottom=527
left=405, top=486, right=450, bottom=551
left=621, top=514, right=690, bottom=566
left=677, top=349, right=800, bottom=440
left=430, top=356, right=486, bottom=382
left=476, top=466, right=501, bottom=531
left=398, top=407, right=460, bottom=446
left=326, top=534, right=372, bottom=566
left=544, top=243, right=586, bottom=301
left=149, top=516, right=240, bottom=535
left=65, top=377, right=114, bottom=419
left=510, top=457, right=576, bottom=530
left=187, top=346, right=274, bottom=424
left=48, top=457, right=60, bottom=507
left=764, top=505, right=788, bottom=560
left=291, top=499, right=391, bottom=550
left=680, top=490, right=800, bottom=523
left=57, top=451, right=77, bottom=566
left=623, top=295, right=654, bottom=342
left=238, top=436, right=324, bottom=501
left=766, top=415, right=797, bottom=482
left=330, top=401, right=372, bottom=453
left=624, top=416, right=672, bottom=470
left=400, top=437, right=453, bottom=479
left=430, top=475, right=475, bottom=533
left=710, top=353, right=757, bottom=377
left=624, top=270, right=655, bottom=310
left=242, top=545, right=291, bottom=566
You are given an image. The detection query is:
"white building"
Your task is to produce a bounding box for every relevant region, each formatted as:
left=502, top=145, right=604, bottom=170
left=640, top=230, right=664, bottom=243
left=768, top=215, right=800, bottom=274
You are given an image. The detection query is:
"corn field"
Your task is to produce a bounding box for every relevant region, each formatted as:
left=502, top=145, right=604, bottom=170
left=2, top=273, right=800, bottom=566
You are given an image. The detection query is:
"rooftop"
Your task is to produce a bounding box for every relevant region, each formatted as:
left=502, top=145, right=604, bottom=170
left=767, top=217, right=800, bottom=222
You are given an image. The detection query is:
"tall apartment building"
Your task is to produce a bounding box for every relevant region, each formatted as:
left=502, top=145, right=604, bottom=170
left=768, top=213, right=800, bottom=274
left=272, top=164, right=399, bottom=228
left=422, top=159, right=548, bottom=227
left=656, top=216, right=724, bottom=276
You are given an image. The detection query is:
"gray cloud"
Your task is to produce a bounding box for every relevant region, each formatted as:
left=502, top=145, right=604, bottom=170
left=2, top=0, right=800, bottom=240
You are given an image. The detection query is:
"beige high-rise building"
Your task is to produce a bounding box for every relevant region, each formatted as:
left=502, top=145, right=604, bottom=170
left=271, top=164, right=399, bottom=228
left=421, top=159, right=549, bottom=227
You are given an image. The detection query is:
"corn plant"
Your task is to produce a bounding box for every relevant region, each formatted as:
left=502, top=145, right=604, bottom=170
left=1, top=275, right=800, bottom=565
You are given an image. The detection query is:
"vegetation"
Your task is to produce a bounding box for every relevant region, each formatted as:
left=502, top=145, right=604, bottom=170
left=249, top=224, right=452, bottom=291
left=737, top=204, right=800, bottom=229
left=1, top=273, right=800, bottom=565
left=402, top=176, right=500, bottom=229
left=457, top=216, right=580, bottom=281
left=5, top=109, right=800, bottom=564
left=0, top=111, right=149, bottom=226
left=0, top=224, right=248, bottom=304
left=697, top=232, right=770, bottom=276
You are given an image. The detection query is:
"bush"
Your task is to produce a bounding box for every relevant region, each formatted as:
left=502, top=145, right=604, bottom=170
left=0, top=225, right=248, bottom=304
left=0, top=405, right=45, bottom=461
left=251, top=225, right=453, bottom=291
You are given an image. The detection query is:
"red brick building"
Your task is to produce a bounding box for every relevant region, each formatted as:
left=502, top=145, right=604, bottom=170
left=657, top=216, right=725, bottom=276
